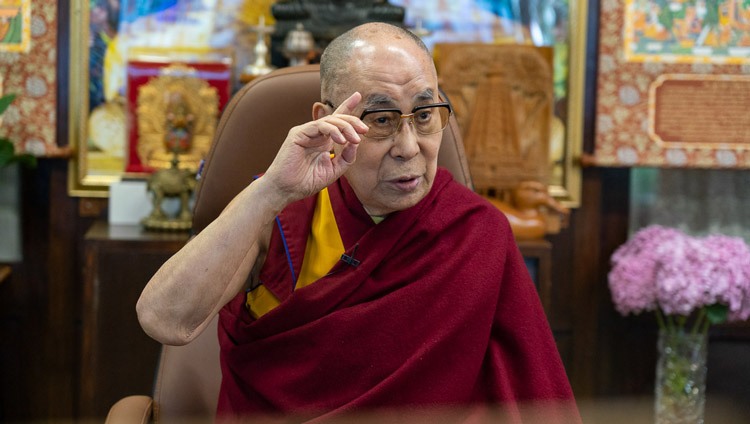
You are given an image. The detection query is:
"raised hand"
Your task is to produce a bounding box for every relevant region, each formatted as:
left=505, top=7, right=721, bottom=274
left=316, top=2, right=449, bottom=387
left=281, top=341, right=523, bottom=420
left=137, top=95, right=369, bottom=346
left=262, top=92, right=369, bottom=206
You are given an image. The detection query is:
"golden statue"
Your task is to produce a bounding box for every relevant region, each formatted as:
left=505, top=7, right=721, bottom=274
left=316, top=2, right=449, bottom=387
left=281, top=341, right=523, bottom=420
left=164, top=91, right=195, bottom=152
left=141, top=87, right=199, bottom=231
left=136, top=64, right=218, bottom=171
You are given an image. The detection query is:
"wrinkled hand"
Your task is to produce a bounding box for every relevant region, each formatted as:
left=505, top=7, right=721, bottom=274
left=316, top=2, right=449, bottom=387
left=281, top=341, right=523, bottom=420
left=262, top=92, right=369, bottom=207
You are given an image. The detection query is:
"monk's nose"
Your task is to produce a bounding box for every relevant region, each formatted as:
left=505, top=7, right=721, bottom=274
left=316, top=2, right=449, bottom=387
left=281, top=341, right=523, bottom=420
left=391, top=120, right=420, bottom=160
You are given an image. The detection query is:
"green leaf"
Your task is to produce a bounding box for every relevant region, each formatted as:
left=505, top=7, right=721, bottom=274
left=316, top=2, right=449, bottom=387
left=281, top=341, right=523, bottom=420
left=14, top=153, right=37, bottom=168
left=0, top=138, right=37, bottom=169
left=0, top=138, right=14, bottom=168
left=706, top=303, right=729, bottom=325
left=0, top=93, right=17, bottom=115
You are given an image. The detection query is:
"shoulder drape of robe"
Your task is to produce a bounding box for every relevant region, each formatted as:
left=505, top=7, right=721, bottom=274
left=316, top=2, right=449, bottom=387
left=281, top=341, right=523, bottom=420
left=217, top=168, right=579, bottom=423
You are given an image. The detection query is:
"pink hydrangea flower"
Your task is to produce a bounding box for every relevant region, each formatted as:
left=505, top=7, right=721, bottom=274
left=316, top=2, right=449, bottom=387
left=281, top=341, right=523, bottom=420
left=608, top=226, right=750, bottom=322
left=608, top=226, right=684, bottom=315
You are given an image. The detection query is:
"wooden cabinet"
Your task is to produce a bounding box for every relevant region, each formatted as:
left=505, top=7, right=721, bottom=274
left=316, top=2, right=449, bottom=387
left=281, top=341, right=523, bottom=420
left=80, top=221, right=188, bottom=418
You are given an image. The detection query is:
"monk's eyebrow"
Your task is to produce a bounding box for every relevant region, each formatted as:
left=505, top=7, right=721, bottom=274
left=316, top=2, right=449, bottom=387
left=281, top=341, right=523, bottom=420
left=362, top=89, right=435, bottom=109
left=363, top=93, right=396, bottom=108
left=413, top=89, right=435, bottom=103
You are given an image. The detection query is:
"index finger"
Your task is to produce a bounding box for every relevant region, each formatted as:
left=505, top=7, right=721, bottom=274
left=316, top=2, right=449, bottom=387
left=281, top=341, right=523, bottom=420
left=334, top=92, right=362, bottom=115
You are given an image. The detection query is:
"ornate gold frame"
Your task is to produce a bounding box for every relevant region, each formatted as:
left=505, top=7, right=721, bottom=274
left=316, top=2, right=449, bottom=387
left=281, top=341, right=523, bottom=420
left=68, top=0, right=233, bottom=196
left=549, top=0, right=587, bottom=208
left=69, top=0, right=122, bottom=197
left=68, top=0, right=101, bottom=196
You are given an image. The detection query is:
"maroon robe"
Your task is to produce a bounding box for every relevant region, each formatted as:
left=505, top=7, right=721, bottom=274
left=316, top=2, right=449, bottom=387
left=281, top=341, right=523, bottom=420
left=217, top=168, right=579, bottom=422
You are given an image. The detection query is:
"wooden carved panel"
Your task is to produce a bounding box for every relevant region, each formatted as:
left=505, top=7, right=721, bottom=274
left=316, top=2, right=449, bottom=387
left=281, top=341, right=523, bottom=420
left=436, top=44, right=554, bottom=195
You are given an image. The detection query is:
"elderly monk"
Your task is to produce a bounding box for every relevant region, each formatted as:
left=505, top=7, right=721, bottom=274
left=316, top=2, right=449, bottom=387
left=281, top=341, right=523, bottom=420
left=137, top=22, right=578, bottom=422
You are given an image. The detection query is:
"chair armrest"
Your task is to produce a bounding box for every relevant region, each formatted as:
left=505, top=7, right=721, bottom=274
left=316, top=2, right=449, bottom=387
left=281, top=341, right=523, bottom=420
left=105, top=395, right=154, bottom=424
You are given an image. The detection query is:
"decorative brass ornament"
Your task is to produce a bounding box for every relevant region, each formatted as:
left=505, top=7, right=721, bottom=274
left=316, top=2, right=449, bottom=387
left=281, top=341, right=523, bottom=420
left=141, top=151, right=196, bottom=231
left=136, top=64, right=218, bottom=171
left=241, top=15, right=276, bottom=83
left=282, top=23, right=314, bottom=66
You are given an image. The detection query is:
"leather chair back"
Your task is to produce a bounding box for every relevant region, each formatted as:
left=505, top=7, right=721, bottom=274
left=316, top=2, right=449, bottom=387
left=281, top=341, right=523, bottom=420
left=151, top=316, right=221, bottom=422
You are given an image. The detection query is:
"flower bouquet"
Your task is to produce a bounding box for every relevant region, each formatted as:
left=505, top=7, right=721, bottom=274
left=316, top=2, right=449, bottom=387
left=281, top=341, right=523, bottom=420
left=608, top=225, right=750, bottom=424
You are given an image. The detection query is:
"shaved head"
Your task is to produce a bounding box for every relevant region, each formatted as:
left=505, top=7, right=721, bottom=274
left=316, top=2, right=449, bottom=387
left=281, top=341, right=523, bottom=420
left=320, top=22, right=433, bottom=104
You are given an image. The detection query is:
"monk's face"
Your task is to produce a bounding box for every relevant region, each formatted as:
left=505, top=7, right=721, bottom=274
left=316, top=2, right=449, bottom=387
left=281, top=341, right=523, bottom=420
left=335, top=37, right=442, bottom=216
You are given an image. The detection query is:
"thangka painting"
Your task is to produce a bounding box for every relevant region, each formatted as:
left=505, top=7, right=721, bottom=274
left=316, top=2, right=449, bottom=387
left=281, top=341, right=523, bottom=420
left=0, top=0, right=58, bottom=156
left=594, top=0, right=750, bottom=168
left=625, top=0, right=750, bottom=64
left=0, top=0, right=30, bottom=53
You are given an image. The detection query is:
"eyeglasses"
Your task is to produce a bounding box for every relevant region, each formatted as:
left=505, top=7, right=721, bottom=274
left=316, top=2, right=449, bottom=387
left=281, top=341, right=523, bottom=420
left=326, top=101, right=453, bottom=139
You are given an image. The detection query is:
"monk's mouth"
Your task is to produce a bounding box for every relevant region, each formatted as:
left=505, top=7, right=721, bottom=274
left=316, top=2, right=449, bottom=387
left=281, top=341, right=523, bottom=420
left=390, top=176, right=421, bottom=191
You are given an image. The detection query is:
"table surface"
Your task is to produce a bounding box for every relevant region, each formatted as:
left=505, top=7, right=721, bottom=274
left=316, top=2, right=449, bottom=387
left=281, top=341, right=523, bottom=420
left=85, top=221, right=192, bottom=242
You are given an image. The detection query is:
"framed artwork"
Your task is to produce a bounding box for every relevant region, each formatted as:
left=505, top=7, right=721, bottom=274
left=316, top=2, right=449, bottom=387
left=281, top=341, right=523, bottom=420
left=0, top=0, right=58, bottom=157
left=594, top=0, right=750, bottom=168
left=68, top=0, right=240, bottom=197
left=0, top=0, right=30, bottom=53
left=624, top=0, right=750, bottom=64
left=391, top=0, right=588, bottom=207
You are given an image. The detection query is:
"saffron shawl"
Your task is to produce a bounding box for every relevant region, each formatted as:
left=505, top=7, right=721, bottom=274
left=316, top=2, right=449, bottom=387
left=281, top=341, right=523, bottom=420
left=217, top=168, right=578, bottom=422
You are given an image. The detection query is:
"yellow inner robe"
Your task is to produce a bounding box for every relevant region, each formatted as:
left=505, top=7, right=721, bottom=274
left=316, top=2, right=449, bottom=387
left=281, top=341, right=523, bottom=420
left=246, top=187, right=345, bottom=319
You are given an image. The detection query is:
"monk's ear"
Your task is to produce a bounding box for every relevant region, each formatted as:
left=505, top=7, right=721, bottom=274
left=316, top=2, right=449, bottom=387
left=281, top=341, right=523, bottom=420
left=312, top=102, right=331, bottom=120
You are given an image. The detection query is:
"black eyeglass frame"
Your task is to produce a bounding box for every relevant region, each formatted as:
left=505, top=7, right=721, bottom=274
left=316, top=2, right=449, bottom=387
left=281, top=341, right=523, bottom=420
left=324, top=101, right=454, bottom=139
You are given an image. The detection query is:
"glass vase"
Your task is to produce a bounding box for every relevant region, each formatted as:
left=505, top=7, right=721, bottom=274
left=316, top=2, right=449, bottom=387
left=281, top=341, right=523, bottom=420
left=654, top=329, right=708, bottom=424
